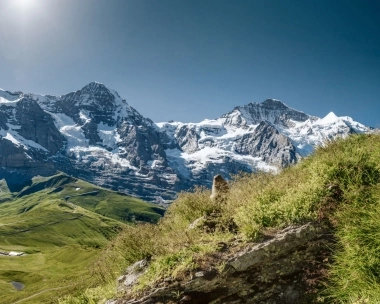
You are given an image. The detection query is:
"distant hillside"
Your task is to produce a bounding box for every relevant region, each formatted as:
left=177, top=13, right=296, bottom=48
left=2, top=173, right=165, bottom=223
left=61, top=133, right=380, bottom=303
left=0, top=174, right=164, bottom=303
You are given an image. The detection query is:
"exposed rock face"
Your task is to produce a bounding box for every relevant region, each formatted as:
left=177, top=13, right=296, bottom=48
left=222, top=99, right=311, bottom=129
left=15, top=98, right=65, bottom=153
left=0, top=93, right=62, bottom=191
left=111, top=223, right=333, bottom=304
left=175, top=125, right=200, bottom=153
left=234, top=121, right=299, bottom=167
left=0, top=84, right=370, bottom=202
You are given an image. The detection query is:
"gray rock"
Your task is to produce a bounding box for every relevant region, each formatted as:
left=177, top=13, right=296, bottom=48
left=118, top=259, right=149, bottom=291
left=15, top=97, right=65, bottom=153
left=187, top=216, right=206, bottom=230
left=234, top=121, right=299, bottom=167
left=223, top=99, right=311, bottom=129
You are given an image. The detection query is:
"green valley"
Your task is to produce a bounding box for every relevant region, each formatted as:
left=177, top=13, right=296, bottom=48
left=0, top=174, right=164, bottom=304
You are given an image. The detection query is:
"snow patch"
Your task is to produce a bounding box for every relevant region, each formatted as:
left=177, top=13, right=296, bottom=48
left=0, top=127, right=48, bottom=152
left=97, top=122, right=120, bottom=149
left=49, top=112, right=89, bottom=149
left=79, top=110, right=91, bottom=123
left=3, top=132, right=20, bottom=146
left=69, top=146, right=136, bottom=169
left=8, top=251, right=24, bottom=256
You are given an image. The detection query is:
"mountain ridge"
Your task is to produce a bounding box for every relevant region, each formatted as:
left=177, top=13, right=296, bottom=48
left=0, top=83, right=370, bottom=202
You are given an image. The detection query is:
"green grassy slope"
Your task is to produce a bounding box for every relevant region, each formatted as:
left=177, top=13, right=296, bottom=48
left=16, top=173, right=165, bottom=223
left=65, top=133, right=380, bottom=303
left=0, top=174, right=165, bottom=303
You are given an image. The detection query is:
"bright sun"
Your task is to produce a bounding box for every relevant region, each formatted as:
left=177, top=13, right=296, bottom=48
left=12, top=0, right=36, bottom=9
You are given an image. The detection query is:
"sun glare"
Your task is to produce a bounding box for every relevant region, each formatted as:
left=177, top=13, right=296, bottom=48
left=12, top=0, right=36, bottom=9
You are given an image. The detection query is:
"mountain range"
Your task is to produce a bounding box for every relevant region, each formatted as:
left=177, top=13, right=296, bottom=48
left=0, top=82, right=369, bottom=202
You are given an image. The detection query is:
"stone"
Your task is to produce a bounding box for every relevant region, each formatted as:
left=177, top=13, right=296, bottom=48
left=187, top=216, right=206, bottom=230
left=117, top=259, right=148, bottom=291
left=194, top=271, right=205, bottom=278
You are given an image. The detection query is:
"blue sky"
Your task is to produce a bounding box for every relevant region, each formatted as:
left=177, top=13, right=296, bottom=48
left=0, top=0, right=379, bottom=126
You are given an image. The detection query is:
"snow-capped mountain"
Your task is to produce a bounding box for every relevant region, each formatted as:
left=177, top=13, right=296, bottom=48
left=0, top=83, right=370, bottom=202
left=156, top=99, right=368, bottom=183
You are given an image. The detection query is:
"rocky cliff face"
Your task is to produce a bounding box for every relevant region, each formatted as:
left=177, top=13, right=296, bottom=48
left=0, top=92, right=62, bottom=191
left=35, top=82, right=179, bottom=201
left=0, top=83, right=370, bottom=201
left=223, top=99, right=312, bottom=129
left=234, top=121, right=299, bottom=167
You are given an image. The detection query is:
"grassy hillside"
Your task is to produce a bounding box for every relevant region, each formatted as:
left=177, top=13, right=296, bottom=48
left=63, top=133, right=380, bottom=303
left=15, top=173, right=165, bottom=223
left=0, top=174, right=165, bottom=303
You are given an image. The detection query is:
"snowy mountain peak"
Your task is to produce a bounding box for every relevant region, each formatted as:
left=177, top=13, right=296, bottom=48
left=261, top=98, right=289, bottom=109
left=320, top=111, right=339, bottom=124
left=222, top=98, right=310, bottom=129
left=81, top=81, right=109, bottom=94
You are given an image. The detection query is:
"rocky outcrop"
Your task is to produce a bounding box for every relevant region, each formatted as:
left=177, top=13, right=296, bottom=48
left=0, top=94, right=63, bottom=191
left=15, top=98, right=65, bottom=153
left=175, top=125, right=200, bottom=153
left=110, top=223, right=333, bottom=304
left=117, top=120, right=168, bottom=169
left=234, top=121, right=299, bottom=167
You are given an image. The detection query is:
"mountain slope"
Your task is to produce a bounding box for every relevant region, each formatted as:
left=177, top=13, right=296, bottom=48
left=0, top=84, right=370, bottom=202
left=70, top=133, right=380, bottom=304
left=0, top=190, right=120, bottom=303
left=0, top=173, right=164, bottom=303
left=3, top=173, right=165, bottom=223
